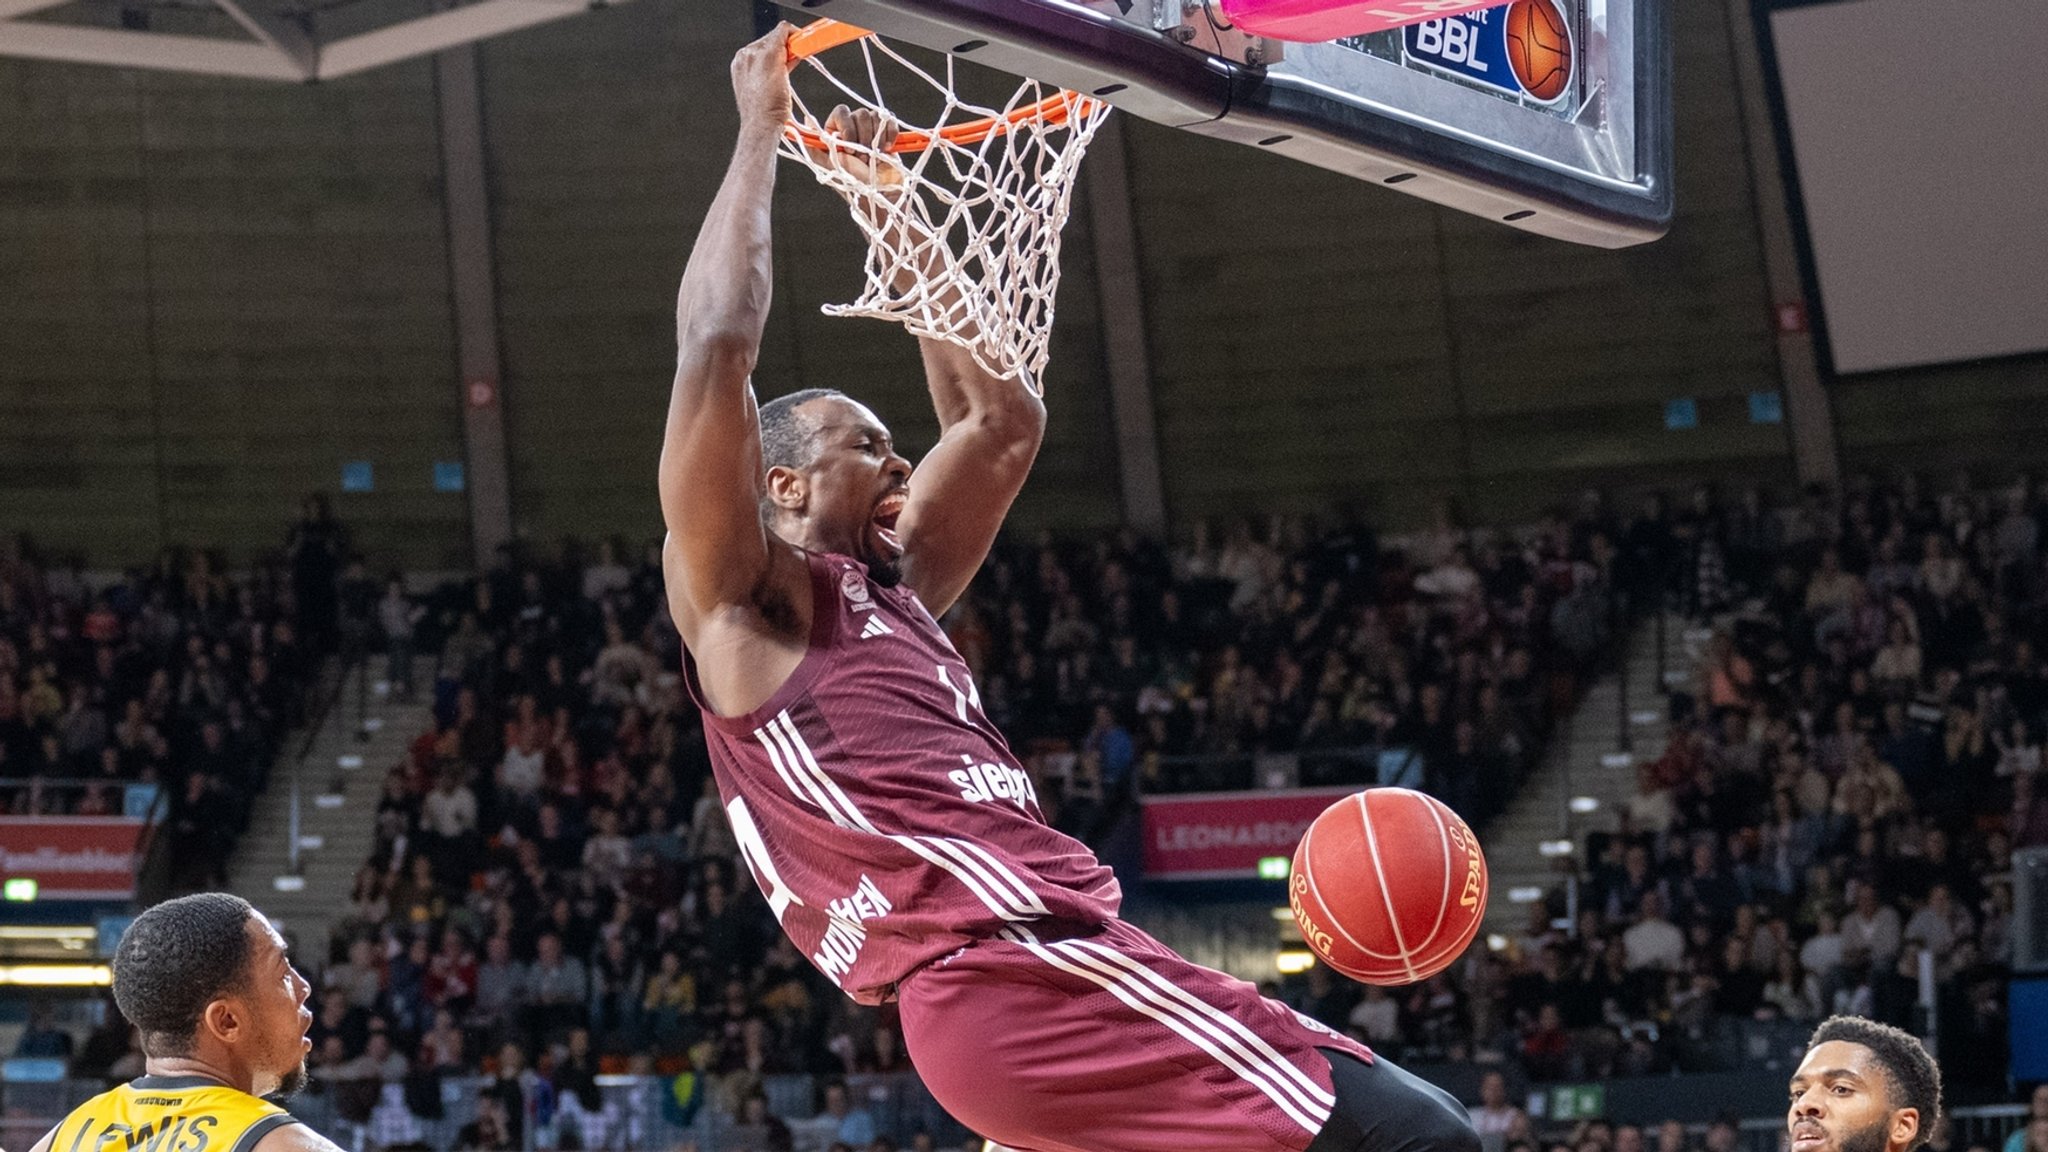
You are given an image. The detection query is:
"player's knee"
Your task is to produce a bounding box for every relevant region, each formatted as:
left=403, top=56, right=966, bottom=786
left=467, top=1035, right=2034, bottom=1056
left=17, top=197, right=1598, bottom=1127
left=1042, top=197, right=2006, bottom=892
left=1393, top=1070, right=1481, bottom=1152
left=1420, top=1106, right=1482, bottom=1152
left=1316, top=1049, right=1482, bottom=1152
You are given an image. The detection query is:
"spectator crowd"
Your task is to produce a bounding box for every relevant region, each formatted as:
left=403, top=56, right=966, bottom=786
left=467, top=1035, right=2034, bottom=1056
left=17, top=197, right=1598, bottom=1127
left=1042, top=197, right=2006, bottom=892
left=1273, top=474, right=2041, bottom=1104
left=957, top=510, right=1607, bottom=832
left=1457, top=1072, right=2046, bottom=1152
left=0, top=500, right=334, bottom=890
left=277, top=502, right=1621, bottom=1148
left=15, top=471, right=2048, bottom=1150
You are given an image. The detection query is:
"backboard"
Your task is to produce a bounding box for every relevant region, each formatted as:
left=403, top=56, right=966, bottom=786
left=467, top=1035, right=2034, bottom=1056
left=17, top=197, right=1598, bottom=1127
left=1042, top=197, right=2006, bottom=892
left=768, top=0, right=1671, bottom=248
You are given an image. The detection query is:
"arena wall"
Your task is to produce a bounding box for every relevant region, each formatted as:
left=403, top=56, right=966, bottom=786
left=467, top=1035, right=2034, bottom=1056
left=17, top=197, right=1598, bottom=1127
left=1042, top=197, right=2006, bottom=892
left=1, top=1, right=2038, bottom=566
left=0, top=58, right=466, bottom=565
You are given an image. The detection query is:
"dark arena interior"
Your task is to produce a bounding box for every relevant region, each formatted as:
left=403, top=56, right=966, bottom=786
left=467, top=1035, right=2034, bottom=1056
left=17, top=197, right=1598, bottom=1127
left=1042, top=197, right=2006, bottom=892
left=2, top=0, right=2047, bottom=1150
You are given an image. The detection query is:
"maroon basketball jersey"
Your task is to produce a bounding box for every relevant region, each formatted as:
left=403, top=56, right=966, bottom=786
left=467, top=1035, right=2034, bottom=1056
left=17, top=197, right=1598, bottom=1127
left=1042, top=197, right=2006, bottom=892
left=683, top=550, right=1122, bottom=1004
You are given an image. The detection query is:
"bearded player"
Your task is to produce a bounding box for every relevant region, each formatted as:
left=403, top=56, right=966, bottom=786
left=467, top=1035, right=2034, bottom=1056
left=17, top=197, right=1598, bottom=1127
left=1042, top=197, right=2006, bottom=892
left=27, top=893, right=342, bottom=1152
left=1789, top=1017, right=1944, bottom=1152
left=660, top=24, right=1482, bottom=1152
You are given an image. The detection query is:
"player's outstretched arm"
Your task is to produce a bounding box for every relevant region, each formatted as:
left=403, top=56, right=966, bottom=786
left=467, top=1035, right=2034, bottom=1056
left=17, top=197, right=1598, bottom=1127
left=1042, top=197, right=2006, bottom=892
left=659, top=23, right=795, bottom=629
left=803, top=104, right=1044, bottom=616
left=895, top=335, right=1046, bottom=616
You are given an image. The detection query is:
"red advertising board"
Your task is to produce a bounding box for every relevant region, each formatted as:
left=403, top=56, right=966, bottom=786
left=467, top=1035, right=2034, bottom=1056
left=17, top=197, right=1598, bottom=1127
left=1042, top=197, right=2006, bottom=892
left=1140, top=787, right=1356, bottom=880
left=0, top=817, right=148, bottom=899
left=1219, top=0, right=1518, bottom=40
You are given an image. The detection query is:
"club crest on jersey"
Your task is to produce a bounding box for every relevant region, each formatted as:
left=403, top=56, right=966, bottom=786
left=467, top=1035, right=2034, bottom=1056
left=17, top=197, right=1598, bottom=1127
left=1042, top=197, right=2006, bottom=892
left=840, top=568, right=874, bottom=611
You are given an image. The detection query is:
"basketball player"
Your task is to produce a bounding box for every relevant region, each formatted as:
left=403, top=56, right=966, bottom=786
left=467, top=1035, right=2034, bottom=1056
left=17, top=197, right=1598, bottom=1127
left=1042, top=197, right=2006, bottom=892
left=26, top=893, right=341, bottom=1152
left=1789, top=1017, right=1944, bottom=1152
left=658, top=24, right=1482, bottom=1152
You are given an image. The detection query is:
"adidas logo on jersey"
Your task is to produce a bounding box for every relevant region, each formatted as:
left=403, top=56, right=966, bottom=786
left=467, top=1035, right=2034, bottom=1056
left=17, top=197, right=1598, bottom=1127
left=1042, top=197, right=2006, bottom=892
left=860, top=615, right=893, bottom=639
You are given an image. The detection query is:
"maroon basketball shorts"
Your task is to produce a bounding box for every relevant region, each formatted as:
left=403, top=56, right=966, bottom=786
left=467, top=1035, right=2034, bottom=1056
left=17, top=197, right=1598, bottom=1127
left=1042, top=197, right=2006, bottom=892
left=898, top=919, right=1376, bottom=1152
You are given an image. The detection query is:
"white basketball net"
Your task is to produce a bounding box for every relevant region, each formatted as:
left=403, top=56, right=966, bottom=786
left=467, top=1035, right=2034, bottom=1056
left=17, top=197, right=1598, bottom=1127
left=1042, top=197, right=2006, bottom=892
left=779, top=32, right=1109, bottom=395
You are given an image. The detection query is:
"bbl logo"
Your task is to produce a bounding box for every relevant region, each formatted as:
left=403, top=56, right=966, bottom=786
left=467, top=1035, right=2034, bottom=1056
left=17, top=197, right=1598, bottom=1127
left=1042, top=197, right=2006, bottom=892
left=1402, top=0, right=1573, bottom=106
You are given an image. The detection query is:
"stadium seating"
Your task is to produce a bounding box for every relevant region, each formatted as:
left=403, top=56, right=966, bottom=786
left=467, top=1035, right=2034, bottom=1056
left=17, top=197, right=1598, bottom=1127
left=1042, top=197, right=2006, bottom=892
left=12, top=473, right=2044, bottom=1150
left=0, top=534, right=323, bottom=892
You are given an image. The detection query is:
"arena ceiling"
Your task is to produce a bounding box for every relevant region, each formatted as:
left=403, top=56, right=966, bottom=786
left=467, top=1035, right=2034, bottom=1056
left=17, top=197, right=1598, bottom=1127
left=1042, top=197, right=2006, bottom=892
left=0, top=0, right=632, bottom=80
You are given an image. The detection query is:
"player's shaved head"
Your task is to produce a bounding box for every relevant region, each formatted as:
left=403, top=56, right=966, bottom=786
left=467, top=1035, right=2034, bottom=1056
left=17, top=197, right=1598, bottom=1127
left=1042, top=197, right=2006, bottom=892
left=760, top=388, right=848, bottom=472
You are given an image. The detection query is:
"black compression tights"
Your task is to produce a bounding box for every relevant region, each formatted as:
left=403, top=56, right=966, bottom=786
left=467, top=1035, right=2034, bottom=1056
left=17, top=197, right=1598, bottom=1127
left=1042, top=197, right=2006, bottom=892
left=1303, top=1049, right=1484, bottom=1152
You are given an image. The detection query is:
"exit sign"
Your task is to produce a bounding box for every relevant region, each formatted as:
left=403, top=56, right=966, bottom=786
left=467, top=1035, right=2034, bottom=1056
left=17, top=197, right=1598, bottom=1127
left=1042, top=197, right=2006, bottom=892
left=1549, top=1084, right=1605, bottom=1120
left=3, top=878, right=38, bottom=902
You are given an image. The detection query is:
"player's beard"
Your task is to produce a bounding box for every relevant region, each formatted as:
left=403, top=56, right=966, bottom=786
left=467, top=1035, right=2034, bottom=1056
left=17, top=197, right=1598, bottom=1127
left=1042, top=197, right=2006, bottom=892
left=860, top=522, right=904, bottom=587
left=867, top=551, right=904, bottom=588
left=273, top=1057, right=310, bottom=1100
left=1831, top=1116, right=1893, bottom=1152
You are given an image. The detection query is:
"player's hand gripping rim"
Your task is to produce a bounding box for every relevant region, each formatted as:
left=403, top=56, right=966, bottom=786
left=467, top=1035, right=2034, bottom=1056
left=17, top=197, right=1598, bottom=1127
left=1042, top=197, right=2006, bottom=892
left=732, top=23, right=796, bottom=135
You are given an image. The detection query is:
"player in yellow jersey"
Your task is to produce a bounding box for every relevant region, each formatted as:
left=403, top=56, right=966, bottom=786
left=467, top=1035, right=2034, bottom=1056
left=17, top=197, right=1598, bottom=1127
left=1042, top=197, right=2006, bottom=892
left=28, top=893, right=342, bottom=1152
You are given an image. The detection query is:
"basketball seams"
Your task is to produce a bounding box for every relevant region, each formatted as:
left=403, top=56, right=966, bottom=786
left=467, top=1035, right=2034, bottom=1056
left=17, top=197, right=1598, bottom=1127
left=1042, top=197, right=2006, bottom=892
left=1354, top=792, right=1420, bottom=983
left=1298, top=817, right=1396, bottom=965
left=1419, top=792, right=1454, bottom=949
left=1411, top=807, right=1487, bottom=975
left=1504, top=0, right=1571, bottom=102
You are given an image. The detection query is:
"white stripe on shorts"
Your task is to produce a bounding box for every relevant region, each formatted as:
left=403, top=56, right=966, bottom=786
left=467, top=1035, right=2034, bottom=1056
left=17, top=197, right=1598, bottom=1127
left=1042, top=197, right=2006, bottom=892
left=1058, top=936, right=1335, bottom=1114
left=998, top=927, right=1331, bottom=1136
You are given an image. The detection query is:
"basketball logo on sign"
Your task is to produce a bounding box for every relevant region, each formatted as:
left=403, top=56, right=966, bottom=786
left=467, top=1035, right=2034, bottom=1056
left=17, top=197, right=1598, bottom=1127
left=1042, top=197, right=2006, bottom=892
left=1504, top=0, right=1572, bottom=104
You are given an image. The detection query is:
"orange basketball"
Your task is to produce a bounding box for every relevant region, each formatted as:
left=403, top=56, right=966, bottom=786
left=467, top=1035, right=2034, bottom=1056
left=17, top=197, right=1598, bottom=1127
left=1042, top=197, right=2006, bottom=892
left=1504, top=0, right=1572, bottom=103
left=1288, top=787, right=1488, bottom=986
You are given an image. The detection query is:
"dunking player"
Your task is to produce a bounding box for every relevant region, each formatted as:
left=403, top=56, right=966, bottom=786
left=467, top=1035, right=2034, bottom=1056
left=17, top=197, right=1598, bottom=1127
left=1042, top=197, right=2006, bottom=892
left=659, top=23, right=1482, bottom=1152
left=27, top=893, right=342, bottom=1152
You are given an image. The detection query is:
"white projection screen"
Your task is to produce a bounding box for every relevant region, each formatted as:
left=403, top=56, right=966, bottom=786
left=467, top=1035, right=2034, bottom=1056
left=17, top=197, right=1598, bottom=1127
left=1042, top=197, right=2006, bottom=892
left=1766, top=0, right=2048, bottom=375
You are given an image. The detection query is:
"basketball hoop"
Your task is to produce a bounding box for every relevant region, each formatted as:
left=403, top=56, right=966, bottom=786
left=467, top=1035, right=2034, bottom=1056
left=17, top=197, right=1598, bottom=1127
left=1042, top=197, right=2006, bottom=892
left=779, top=20, right=1109, bottom=395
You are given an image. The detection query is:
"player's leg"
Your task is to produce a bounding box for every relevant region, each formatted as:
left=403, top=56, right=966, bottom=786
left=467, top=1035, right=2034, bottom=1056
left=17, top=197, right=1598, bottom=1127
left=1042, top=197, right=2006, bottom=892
left=1303, top=1047, right=1480, bottom=1152
left=907, top=924, right=1351, bottom=1152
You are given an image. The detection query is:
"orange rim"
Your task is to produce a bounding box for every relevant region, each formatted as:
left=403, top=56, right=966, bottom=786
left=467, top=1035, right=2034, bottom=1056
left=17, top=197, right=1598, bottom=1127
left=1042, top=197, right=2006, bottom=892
left=782, top=18, right=1099, bottom=155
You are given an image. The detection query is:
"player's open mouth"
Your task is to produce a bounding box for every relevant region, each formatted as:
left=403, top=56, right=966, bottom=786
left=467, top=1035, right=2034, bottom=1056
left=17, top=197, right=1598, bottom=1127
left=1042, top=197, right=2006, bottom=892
left=872, top=490, right=908, bottom=553
left=1791, top=1125, right=1826, bottom=1152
